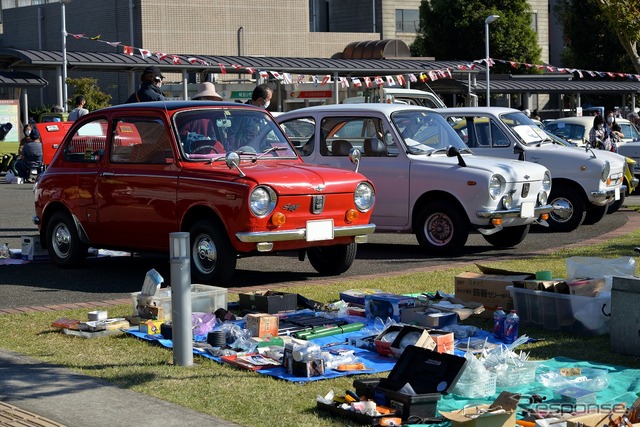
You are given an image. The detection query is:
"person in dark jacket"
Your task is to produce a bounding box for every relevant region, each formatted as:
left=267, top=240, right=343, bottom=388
left=15, top=133, right=43, bottom=181
left=125, top=66, right=166, bottom=103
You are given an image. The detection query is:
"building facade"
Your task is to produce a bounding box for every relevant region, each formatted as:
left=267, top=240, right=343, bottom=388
left=0, top=0, right=554, bottom=107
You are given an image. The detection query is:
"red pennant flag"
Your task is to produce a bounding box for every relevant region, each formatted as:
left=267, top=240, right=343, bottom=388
left=321, top=75, right=330, bottom=86
left=363, top=77, right=372, bottom=88
left=271, top=71, right=283, bottom=80
left=428, top=71, right=438, bottom=81
left=218, top=63, right=227, bottom=74
left=259, top=70, right=269, bottom=79
left=352, top=77, right=362, bottom=87
left=510, top=61, right=517, bottom=68
left=339, top=77, right=349, bottom=88
left=172, top=56, right=181, bottom=64
left=374, top=76, right=384, bottom=86
left=70, top=33, right=85, bottom=39
left=396, top=75, right=405, bottom=86
left=123, top=46, right=134, bottom=55
left=139, top=49, right=152, bottom=59
left=187, top=57, right=199, bottom=64
left=246, top=67, right=256, bottom=74
left=156, top=52, right=168, bottom=60
left=231, top=64, right=242, bottom=70
left=385, top=76, right=395, bottom=86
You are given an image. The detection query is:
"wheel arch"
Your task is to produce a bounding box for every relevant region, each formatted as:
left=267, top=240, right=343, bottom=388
left=181, top=205, right=226, bottom=236
left=551, top=177, right=588, bottom=202
left=39, top=202, right=90, bottom=249
left=411, top=190, right=469, bottom=233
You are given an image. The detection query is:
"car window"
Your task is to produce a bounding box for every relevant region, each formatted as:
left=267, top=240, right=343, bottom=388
left=63, top=118, right=108, bottom=163
left=546, top=123, right=587, bottom=141
left=319, top=116, right=396, bottom=157
left=280, top=117, right=315, bottom=156
left=111, top=117, right=172, bottom=164
left=175, top=109, right=297, bottom=159
left=619, top=123, right=640, bottom=141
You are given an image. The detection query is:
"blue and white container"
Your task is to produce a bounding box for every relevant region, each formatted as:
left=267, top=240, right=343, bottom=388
left=504, top=310, right=520, bottom=344
left=493, top=307, right=506, bottom=340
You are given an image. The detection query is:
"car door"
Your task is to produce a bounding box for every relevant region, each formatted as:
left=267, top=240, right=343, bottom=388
left=93, top=114, right=180, bottom=251
left=444, top=114, right=515, bottom=160
left=280, top=113, right=410, bottom=228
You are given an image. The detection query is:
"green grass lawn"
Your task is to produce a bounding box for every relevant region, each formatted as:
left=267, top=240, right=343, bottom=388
left=1, top=216, right=640, bottom=427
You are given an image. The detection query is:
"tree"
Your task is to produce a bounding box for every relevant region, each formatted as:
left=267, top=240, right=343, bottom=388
left=556, top=0, right=634, bottom=73
left=411, top=0, right=541, bottom=74
left=66, top=77, right=112, bottom=112
left=596, top=0, right=640, bottom=73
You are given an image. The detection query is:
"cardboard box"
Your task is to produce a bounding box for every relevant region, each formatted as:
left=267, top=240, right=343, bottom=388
left=139, top=320, right=164, bottom=335
left=238, top=291, right=298, bottom=314
left=428, top=331, right=455, bottom=354
left=245, top=313, right=279, bottom=338
left=364, top=293, right=415, bottom=322
left=21, top=235, right=49, bottom=261
left=441, top=392, right=520, bottom=427
left=569, top=278, right=606, bottom=297
left=454, top=272, right=532, bottom=317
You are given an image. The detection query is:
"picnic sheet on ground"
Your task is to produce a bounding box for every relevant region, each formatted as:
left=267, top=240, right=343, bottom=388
left=126, top=327, right=396, bottom=382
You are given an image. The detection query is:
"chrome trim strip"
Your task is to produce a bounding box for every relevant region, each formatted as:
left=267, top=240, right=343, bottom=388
left=236, top=223, right=376, bottom=243
left=476, top=204, right=553, bottom=219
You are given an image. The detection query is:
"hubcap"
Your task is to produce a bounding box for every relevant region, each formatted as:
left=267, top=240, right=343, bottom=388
left=53, top=224, right=71, bottom=258
left=550, top=198, right=573, bottom=222
left=425, top=213, right=453, bottom=246
left=193, top=234, right=217, bottom=273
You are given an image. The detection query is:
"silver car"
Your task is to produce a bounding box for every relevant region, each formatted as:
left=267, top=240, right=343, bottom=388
left=277, top=104, right=553, bottom=255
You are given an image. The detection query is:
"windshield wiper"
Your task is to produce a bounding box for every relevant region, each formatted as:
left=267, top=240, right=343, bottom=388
left=256, top=146, right=287, bottom=159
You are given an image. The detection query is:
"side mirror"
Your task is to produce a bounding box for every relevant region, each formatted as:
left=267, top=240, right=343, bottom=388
left=349, top=147, right=362, bottom=173
left=225, top=152, right=245, bottom=177
left=513, top=144, right=525, bottom=161
left=446, top=145, right=467, bottom=167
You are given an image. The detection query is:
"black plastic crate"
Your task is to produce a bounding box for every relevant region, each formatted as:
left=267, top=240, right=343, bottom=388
left=353, top=378, right=440, bottom=421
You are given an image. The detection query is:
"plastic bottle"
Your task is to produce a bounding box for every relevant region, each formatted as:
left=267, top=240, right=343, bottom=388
left=493, top=307, right=506, bottom=340
left=504, top=310, right=520, bottom=344
left=0, top=243, right=8, bottom=258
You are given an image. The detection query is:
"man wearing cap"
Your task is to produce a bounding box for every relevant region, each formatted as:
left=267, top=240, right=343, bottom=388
left=191, top=82, right=223, bottom=101
left=125, top=66, right=166, bottom=103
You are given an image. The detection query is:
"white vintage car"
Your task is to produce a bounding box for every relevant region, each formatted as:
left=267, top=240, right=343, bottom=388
left=277, top=104, right=553, bottom=254
left=435, top=107, right=626, bottom=232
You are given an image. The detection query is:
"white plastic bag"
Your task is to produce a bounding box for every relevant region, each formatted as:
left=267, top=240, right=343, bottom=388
left=4, top=170, right=16, bottom=184
left=566, top=256, right=636, bottom=291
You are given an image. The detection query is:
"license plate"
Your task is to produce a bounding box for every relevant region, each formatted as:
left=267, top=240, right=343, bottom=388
left=306, top=219, right=334, bottom=242
left=520, top=201, right=535, bottom=218
left=615, top=187, right=620, bottom=200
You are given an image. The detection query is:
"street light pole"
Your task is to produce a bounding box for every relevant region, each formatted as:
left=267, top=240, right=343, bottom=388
left=485, top=14, right=500, bottom=107
left=61, top=0, right=71, bottom=113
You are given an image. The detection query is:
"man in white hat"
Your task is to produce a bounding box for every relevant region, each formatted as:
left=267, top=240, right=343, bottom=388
left=192, top=82, right=223, bottom=101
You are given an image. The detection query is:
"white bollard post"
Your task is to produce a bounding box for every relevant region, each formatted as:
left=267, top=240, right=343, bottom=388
left=170, top=232, right=193, bottom=366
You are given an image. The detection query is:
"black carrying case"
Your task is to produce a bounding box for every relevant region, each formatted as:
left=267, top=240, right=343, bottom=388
left=353, top=345, right=467, bottom=421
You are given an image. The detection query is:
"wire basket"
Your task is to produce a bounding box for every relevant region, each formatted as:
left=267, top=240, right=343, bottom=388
left=493, top=364, right=538, bottom=388
left=451, top=372, right=497, bottom=398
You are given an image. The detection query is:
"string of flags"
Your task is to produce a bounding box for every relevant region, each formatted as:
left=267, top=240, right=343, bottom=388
left=68, top=32, right=640, bottom=86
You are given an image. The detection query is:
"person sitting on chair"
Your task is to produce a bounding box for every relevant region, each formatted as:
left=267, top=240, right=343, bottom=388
left=15, top=133, right=43, bottom=182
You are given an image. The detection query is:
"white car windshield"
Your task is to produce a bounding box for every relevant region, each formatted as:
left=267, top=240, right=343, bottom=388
left=500, top=112, right=551, bottom=145
left=391, top=110, right=469, bottom=154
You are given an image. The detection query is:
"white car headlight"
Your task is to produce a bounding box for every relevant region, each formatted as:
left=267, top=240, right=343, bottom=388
left=354, top=182, right=375, bottom=212
left=542, top=171, right=552, bottom=192
left=501, top=191, right=514, bottom=210
left=538, top=191, right=548, bottom=206
left=489, top=174, right=505, bottom=200
left=601, top=161, right=610, bottom=183
left=249, top=186, right=276, bottom=217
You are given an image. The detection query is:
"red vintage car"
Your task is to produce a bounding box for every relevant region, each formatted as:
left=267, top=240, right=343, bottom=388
left=34, top=101, right=375, bottom=284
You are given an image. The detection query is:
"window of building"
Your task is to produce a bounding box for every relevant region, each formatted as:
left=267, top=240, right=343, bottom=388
left=531, top=11, right=538, bottom=33
left=395, top=9, right=419, bottom=33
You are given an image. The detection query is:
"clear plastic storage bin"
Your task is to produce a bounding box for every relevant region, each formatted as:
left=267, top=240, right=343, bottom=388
left=131, top=284, right=228, bottom=320
left=506, top=286, right=610, bottom=335
left=451, top=372, right=497, bottom=398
